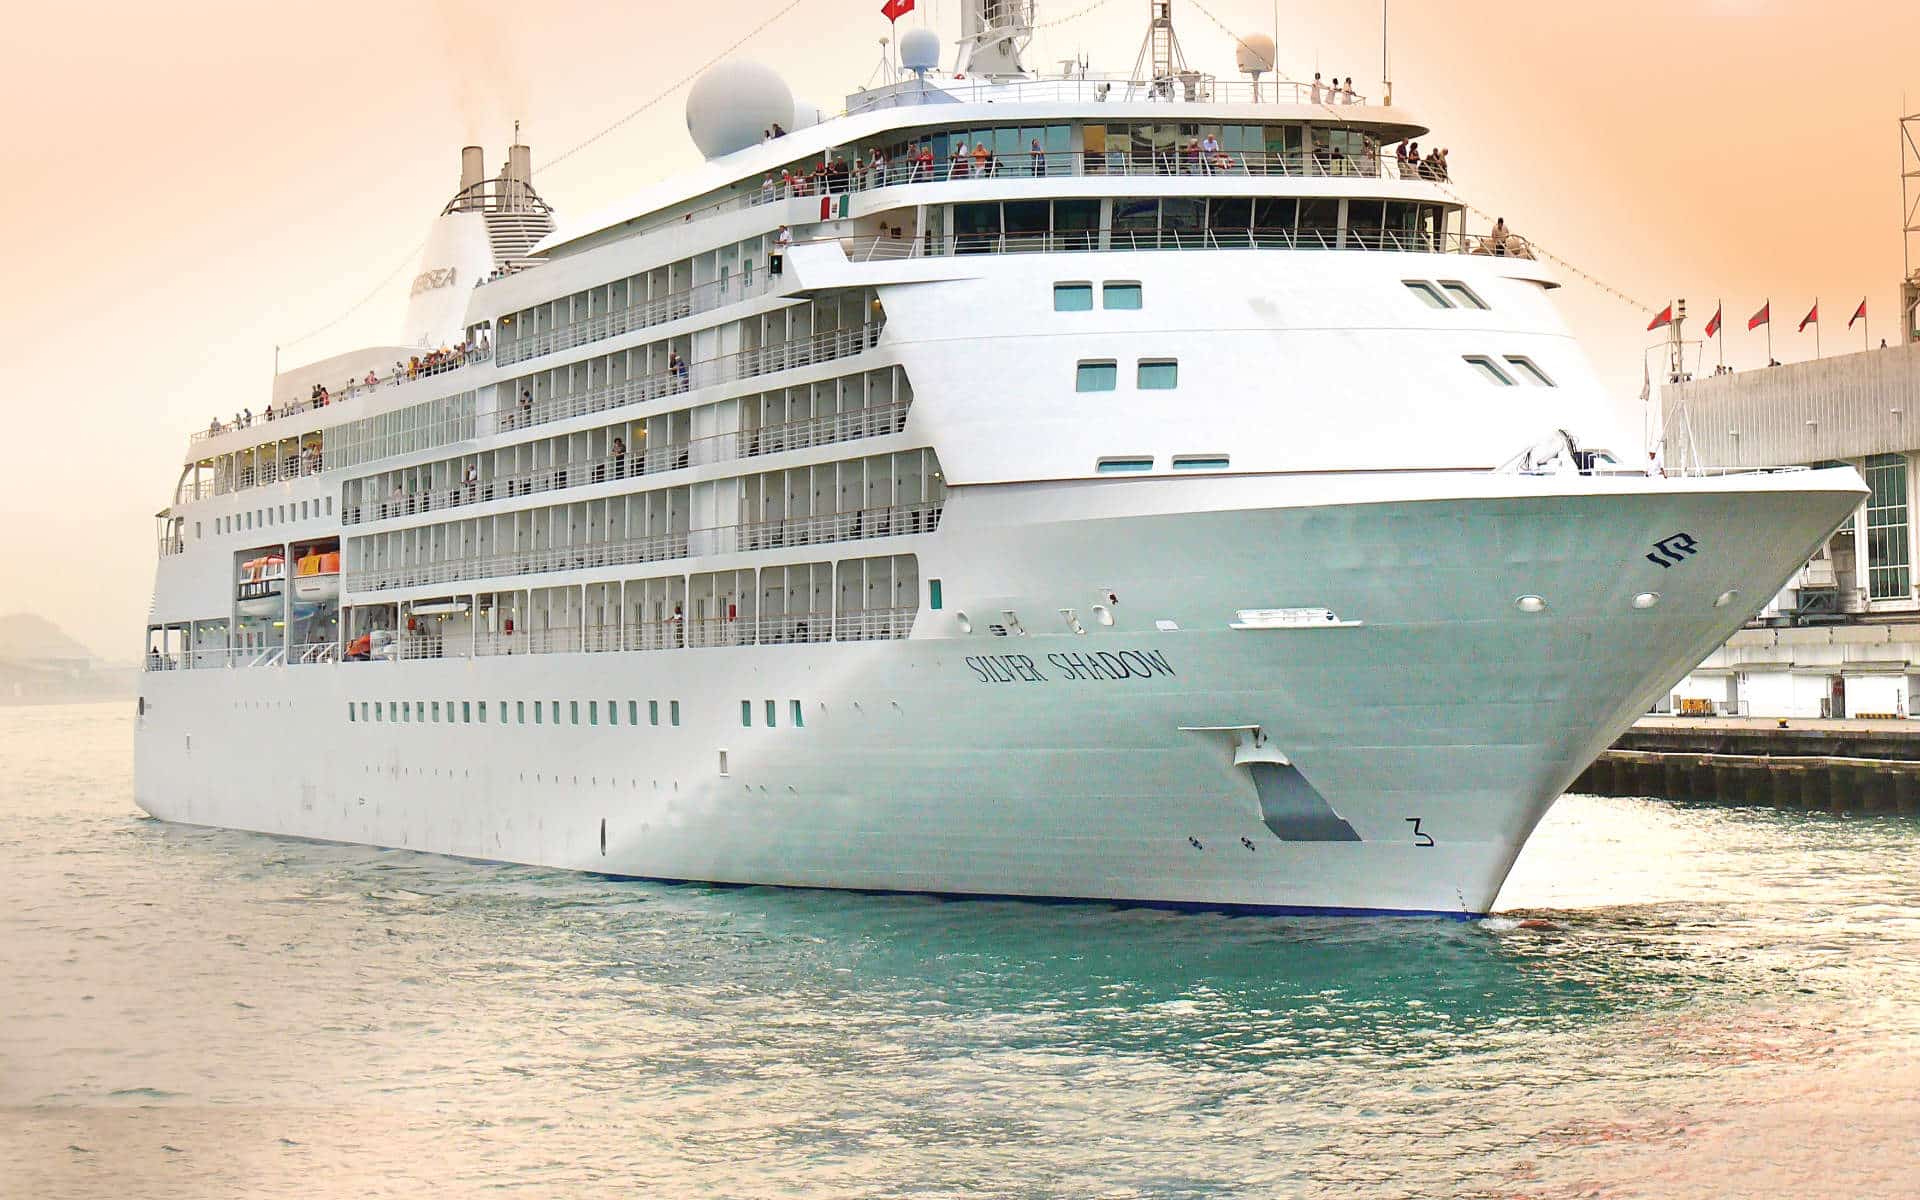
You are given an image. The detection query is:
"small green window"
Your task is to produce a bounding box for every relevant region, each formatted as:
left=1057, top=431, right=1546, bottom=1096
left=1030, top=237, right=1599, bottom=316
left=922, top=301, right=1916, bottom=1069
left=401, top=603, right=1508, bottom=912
left=1504, top=355, right=1557, bottom=386
left=766, top=699, right=777, bottom=727
left=670, top=701, right=681, bottom=726
left=1076, top=361, right=1118, bottom=392
left=1053, top=283, right=1094, bottom=311
left=649, top=700, right=660, bottom=726
left=1137, top=360, right=1178, bottom=389
left=589, top=701, right=599, bottom=726
left=929, top=578, right=943, bottom=610
left=1097, top=456, right=1154, bottom=473
left=1463, top=355, right=1516, bottom=385
left=791, top=700, right=804, bottom=727
left=360, top=702, right=369, bottom=722
left=478, top=701, right=488, bottom=723
left=741, top=700, right=753, bottom=727
left=1439, top=280, right=1490, bottom=310
left=571, top=701, right=580, bottom=725
left=1173, top=455, right=1230, bottom=470
left=517, top=700, right=526, bottom=724
left=607, top=700, right=618, bottom=726
left=534, top=702, right=543, bottom=725
left=1103, top=282, right=1143, bottom=309
left=375, top=702, right=384, bottom=722
left=347, top=703, right=356, bottom=722
left=431, top=701, right=440, bottom=722
left=629, top=700, right=640, bottom=725
left=462, top=701, right=472, bottom=724
left=1403, top=280, right=1451, bottom=309
left=551, top=701, right=560, bottom=724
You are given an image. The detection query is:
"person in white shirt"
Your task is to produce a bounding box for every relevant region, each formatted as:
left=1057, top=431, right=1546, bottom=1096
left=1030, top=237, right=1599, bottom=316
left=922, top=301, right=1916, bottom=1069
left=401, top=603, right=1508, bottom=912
left=771, top=225, right=792, bottom=276
left=1309, top=72, right=1322, bottom=103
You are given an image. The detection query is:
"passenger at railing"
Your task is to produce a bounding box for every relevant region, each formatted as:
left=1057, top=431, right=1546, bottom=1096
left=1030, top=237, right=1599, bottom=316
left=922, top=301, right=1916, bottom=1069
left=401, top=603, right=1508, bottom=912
left=669, top=350, right=689, bottom=393
left=1183, top=138, right=1202, bottom=174
left=264, top=402, right=275, bottom=423
left=947, top=144, right=967, bottom=180
left=1310, top=72, right=1323, bottom=103
left=971, top=141, right=991, bottom=177
left=407, top=355, right=420, bottom=381
left=770, top=224, right=791, bottom=276
left=770, top=121, right=786, bottom=138
left=208, top=416, right=221, bottom=435
left=1490, top=217, right=1512, bottom=256
left=1342, top=77, right=1356, bottom=104
left=1029, top=138, right=1046, bottom=177
left=391, top=360, right=405, bottom=387
left=760, top=174, right=776, bottom=204
left=612, top=436, right=626, bottom=479
left=1200, top=131, right=1222, bottom=173
left=913, top=143, right=933, bottom=181
left=519, top=389, right=534, bottom=428
left=463, top=463, right=478, bottom=503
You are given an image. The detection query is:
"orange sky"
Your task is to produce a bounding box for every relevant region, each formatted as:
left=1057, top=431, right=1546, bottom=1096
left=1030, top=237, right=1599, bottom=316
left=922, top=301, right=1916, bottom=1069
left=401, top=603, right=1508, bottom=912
left=2, top=0, right=1915, bottom=657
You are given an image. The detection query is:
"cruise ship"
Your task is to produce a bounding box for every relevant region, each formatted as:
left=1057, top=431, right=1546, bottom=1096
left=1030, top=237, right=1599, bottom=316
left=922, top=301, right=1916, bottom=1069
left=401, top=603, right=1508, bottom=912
left=134, top=1, right=1864, bottom=916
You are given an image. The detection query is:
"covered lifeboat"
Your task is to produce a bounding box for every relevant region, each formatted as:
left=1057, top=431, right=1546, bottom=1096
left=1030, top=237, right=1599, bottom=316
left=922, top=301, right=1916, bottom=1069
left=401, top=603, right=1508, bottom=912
left=292, top=549, right=341, bottom=603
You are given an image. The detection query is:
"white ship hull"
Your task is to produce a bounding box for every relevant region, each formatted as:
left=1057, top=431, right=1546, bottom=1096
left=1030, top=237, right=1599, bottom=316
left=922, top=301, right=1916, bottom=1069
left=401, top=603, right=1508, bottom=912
left=135, top=469, right=1861, bottom=916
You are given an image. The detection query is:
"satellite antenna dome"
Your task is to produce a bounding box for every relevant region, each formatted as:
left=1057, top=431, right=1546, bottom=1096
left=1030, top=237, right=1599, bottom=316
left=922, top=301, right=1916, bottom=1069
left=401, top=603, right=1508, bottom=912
left=685, top=60, right=794, bottom=159
left=789, top=99, right=827, bottom=132
left=1236, top=33, right=1277, bottom=76
left=899, top=26, right=942, bottom=74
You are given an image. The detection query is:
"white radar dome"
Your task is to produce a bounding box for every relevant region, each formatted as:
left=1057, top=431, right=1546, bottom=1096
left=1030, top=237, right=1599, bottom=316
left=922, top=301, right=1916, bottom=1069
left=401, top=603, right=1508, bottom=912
left=1235, top=33, right=1277, bottom=75
left=685, top=61, right=794, bottom=159
left=790, top=100, right=827, bottom=132
left=899, top=26, right=942, bottom=73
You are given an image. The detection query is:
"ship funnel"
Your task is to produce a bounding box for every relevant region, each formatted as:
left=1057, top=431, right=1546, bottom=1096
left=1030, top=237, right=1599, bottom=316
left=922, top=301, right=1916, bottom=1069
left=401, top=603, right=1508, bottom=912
left=508, top=143, right=531, bottom=187
left=460, top=145, right=485, bottom=193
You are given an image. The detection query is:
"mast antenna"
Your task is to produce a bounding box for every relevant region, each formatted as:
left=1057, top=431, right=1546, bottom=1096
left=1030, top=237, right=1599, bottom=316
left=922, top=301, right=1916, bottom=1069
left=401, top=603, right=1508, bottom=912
left=1381, top=0, right=1392, bottom=105
left=1128, top=0, right=1189, bottom=100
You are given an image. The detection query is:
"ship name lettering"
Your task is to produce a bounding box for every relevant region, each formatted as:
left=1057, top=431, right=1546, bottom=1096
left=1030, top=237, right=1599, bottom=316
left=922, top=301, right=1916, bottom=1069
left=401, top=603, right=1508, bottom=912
left=966, top=653, right=1049, bottom=683
left=964, top=649, right=1175, bottom=684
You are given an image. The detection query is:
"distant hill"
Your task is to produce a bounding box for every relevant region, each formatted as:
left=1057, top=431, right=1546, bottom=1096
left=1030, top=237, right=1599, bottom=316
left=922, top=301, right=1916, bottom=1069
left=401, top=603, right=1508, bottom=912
left=0, top=613, right=98, bottom=664
left=0, top=614, right=130, bottom=705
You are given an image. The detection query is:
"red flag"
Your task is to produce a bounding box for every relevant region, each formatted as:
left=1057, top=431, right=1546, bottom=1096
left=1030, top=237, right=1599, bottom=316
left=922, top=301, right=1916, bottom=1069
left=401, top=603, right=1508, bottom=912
left=1704, top=303, right=1722, bottom=338
left=1850, top=298, right=1868, bottom=328
left=1647, top=304, right=1673, bottom=332
left=1798, top=302, right=1818, bottom=333
left=1748, top=301, right=1770, bottom=331
left=881, top=0, right=914, bottom=21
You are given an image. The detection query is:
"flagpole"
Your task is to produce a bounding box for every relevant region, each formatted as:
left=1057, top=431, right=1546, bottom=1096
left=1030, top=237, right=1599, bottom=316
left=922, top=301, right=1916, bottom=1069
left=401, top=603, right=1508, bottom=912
left=1815, top=297, right=1821, bottom=358
left=1717, top=298, right=1724, bottom=370
left=1767, top=312, right=1773, bottom=365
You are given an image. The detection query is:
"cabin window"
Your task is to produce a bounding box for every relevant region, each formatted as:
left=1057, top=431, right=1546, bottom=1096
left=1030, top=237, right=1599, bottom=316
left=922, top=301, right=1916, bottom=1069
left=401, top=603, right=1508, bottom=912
left=534, top=702, right=543, bottom=724
left=1440, top=281, right=1490, bottom=310
left=518, top=700, right=527, bottom=724
left=766, top=699, right=777, bottom=727
left=571, top=701, right=580, bottom=725
left=1173, top=455, right=1230, bottom=470
left=650, top=700, right=660, bottom=726
left=929, top=578, right=943, bottom=610
left=741, top=700, right=752, bottom=727
left=1137, top=360, right=1178, bottom=390
left=360, top=702, right=369, bottom=721
left=551, top=701, right=561, bottom=724
left=1097, top=456, right=1154, bottom=473
left=589, top=701, right=598, bottom=726
left=347, top=702, right=355, bottom=722
left=431, top=701, right=441, bottom=722
left=1076, top=361, right=1118, bottom=392
left=478, top=701, right=488, bottom=723
left=606, top=700, right=618, bottom=726
left=462, top=701, right=472, bottom=723
left=1504, top=356, right=1556, bottom=386
left=1103, top=282, right=1143, bottom=309
left=791, top=700, right=804, bottom=728
left=1053, top=283, right=1094, bottom=311
left=1463, top=356, right=1516, bottom=386
left=1403, top=281, right=1451, bottom=309
left=629, top=700, right=639, bottom=725
left=670, top=700, right=681, bottom=726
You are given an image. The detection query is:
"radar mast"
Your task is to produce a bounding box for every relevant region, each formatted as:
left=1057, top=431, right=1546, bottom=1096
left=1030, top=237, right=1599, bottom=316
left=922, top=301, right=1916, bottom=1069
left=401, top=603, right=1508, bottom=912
left=957, top=1, right=1034, bottom=78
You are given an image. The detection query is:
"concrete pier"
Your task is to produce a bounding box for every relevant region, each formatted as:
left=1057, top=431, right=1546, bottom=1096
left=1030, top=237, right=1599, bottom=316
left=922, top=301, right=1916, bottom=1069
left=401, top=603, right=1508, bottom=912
left=1571, top=717, right=1920, bottom=813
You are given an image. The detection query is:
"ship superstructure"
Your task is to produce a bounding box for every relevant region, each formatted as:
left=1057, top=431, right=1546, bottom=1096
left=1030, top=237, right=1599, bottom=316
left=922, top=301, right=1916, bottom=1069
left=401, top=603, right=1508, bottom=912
left=135, top=2, right=1863, bottom=916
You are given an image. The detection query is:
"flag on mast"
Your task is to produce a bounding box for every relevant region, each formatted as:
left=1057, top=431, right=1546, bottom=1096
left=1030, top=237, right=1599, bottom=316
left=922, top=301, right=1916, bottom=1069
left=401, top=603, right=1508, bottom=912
left=1647, top=304, right=1673, bottom=332
left=1704, top=303, right=1722, bottom=339
left=1850, top=298, right=1868, bottom=327
left=1748, top=301, right=1770, bottom=330
left=881, top=0, right=913, bottom=20
left=1798, top=302, right=1819, bottom=332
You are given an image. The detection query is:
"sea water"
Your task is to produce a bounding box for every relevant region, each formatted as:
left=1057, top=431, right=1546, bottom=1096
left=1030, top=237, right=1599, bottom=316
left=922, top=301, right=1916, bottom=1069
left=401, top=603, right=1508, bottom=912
left=3, top=702, right=1917, bottom=1198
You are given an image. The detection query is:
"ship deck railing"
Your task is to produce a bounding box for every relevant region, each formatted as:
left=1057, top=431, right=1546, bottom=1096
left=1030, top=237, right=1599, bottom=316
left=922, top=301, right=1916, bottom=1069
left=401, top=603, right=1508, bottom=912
left=846, top=74, right=1369, bottom=114
left=192, top=349, right=492, bottom=445
left=343, top=501, right=941, bottom=594
left=833, top=227, right=1531, bottom=261
left=342, top=400, right=910, bottom=526
left=496, top=273, right=776, bottom=368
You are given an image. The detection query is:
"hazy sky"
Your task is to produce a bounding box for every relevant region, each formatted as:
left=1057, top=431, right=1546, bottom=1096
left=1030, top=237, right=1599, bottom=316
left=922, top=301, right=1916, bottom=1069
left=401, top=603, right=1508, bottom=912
left=2, top=0, right=1914, bottom=657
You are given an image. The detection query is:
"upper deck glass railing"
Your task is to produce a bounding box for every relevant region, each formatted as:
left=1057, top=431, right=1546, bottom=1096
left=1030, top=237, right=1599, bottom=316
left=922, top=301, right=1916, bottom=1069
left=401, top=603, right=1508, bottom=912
left=845, top=74, right=1370, bottom=114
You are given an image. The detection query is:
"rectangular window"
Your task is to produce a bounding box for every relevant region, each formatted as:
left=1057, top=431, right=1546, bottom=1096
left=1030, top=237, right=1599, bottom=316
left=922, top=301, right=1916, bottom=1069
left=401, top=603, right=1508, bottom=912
left=607, top=701, right=618, bottom=726
left=1173, top=455, right=1230, bottom=470
left=1866, top=454, right=1910, bottom=601
left=1504, top=356, right=1557, bottom=387
left=1403, top=280, right=1451, bottom=309
left=766, top=699, right=777, bottom=727
left=518, top=700, right=527, bottom=724
left=1076, top=361, right=1118, bottom=392
left=629, top=700, right=639, bottom=725
left=478, top=701, right=488, bottom=723
left=791, top=700, right=804, bottom=727
left=1097, top=456, right=1154, bottom=473
left=929, top=578, right=943, bottom=610
left=1439, top=281, right=1490, bottom=310
left=1463, top=356, right=1516, bottom=385
left=462, top=701, right=472, bottom=724
left=326, top=497, right=334, bottom=515
left=534, top=702, right=543, bottom=725
left=589, top=701, right=598, bottom=726
left=1103, top=282, right=1143, bottom=309
left=741, top=700, right=753, bottom=727
left=551, top=701, right=560, bottom=724
left=650, top=700, right=661, bottom=726
left=1137, top=360, right=1178, bottom=390
left=360, top=702, right=369, bottom=722
left=1053, top=283, right=1094, bottom=311
left=670, top=701, right=681, bottom=726
left=347, top=702, right=355, bottom=722
left=570, top=701, right=580, bottom=725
